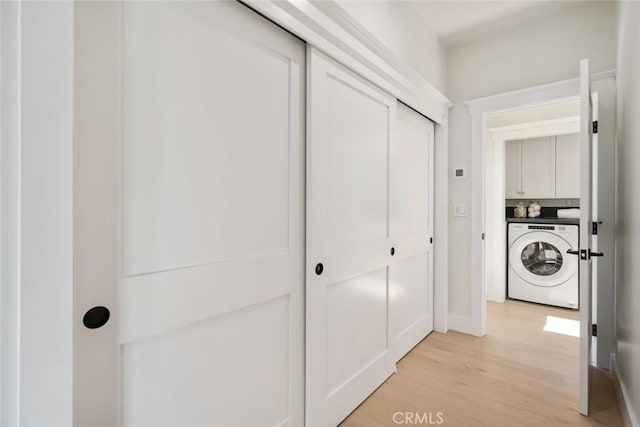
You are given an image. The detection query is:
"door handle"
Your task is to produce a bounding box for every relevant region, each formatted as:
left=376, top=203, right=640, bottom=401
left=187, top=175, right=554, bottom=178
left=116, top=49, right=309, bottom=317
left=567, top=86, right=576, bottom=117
left=566, top=249, right=604, bottom=259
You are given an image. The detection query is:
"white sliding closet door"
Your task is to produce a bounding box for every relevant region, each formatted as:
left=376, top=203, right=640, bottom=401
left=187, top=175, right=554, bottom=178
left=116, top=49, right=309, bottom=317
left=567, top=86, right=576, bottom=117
left=306, top=48, right=397, bottom=427
left=391, top=104, right=435, bottom=361
left=73, top=2, right=305, bottom=425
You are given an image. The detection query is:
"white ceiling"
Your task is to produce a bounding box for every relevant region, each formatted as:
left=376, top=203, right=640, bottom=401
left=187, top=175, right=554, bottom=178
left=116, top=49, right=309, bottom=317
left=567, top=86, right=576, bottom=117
left=408, top=0, right=584, bottom=47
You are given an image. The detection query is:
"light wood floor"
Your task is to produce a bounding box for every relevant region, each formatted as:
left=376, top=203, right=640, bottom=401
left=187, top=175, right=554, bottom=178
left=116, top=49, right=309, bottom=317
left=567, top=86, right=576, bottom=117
left=342, top=300, right=623, bottom=426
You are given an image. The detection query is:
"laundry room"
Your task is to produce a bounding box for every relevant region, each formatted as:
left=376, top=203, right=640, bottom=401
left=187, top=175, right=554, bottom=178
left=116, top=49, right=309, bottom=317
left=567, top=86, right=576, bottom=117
left=475, top=73, right=617, bottom=376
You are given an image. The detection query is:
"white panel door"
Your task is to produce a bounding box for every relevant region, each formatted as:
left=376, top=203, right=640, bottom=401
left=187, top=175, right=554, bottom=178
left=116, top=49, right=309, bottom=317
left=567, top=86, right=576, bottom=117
left=578, top=58, right=594, bottom=416
left=555, top=133, right=581, bottom=198
left=504, top=140, right=521, bottom=198
left=390, top=103, right=435, bottom=361
left=521, top=136, right=556, bottom=199
left=73, top=2, right=305, bottom=426
left=307, top=48, right=396, bottom=427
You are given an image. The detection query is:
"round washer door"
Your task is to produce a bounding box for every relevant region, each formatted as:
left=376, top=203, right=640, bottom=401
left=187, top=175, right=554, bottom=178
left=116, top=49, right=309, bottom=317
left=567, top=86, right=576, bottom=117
left=510, top=231, right=578, bottom=287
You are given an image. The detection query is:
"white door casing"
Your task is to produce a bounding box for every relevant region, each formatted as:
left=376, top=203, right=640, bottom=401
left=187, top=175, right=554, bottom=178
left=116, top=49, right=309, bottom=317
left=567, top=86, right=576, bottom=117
left=391, top=103, right=435, bottom=361
left=306, top=47, right=397, bottom=427
left=74, top=2, right=305, bottom=425
left=578, top=58, right=594, bottom=416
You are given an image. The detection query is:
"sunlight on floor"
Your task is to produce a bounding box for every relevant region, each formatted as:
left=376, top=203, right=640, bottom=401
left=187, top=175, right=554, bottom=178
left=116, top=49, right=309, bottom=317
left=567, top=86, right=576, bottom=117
left=543, top=315, right=580, bottom=337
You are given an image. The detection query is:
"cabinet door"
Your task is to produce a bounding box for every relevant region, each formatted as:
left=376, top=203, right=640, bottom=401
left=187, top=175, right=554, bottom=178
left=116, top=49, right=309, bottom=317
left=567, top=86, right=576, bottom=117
left=505, top=140, right=521, bottom=198
left=521, top=136, right=556, bottom=198
left=555, top=133, right=580, bottom=198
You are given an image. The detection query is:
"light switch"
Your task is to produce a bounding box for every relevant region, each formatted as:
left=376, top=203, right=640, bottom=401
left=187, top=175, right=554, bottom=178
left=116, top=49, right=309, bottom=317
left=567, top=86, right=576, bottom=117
left=454, top=204, right=467, bottom=217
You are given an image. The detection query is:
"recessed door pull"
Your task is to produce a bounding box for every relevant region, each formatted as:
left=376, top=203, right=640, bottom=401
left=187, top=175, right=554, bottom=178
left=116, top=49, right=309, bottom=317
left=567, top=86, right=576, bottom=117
left=390, top=247, right=395, bottom=256
left=315, top=263, right=324, bottom=275
left=83, top=306, right=110, bottom=329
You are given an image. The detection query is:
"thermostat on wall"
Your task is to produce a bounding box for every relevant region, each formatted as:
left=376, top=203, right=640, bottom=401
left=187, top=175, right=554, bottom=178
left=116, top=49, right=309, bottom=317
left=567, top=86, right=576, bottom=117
left=454, top=204, right=467, bottom=217
left=454, top=167, right=466, bottom=179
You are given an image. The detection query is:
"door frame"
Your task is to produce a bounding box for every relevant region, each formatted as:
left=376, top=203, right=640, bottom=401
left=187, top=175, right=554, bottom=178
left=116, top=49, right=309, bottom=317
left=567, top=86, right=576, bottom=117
left=464, top=71, right=614, bottom=338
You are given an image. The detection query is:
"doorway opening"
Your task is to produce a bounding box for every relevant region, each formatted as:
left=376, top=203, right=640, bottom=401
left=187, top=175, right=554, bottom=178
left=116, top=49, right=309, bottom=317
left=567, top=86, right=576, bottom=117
left=482, top=96, right=585, bottom=409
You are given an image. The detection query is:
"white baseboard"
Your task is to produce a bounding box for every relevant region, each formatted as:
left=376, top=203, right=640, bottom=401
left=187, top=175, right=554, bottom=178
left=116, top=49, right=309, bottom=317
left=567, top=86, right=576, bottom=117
left=447, top=314, right=483, bottom=337
left=486, top=291, right=506, bottom=303
left=611, top=354, right=639, bottom=427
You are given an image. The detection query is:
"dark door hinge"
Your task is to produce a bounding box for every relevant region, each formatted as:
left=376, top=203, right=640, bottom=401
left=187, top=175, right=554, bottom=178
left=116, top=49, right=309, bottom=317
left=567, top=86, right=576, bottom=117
left=430, top=237, right=433, bottom=244
left=593, top=121, right=598, bottom=134
left=592, top=222, right=598, bottom=235
left=592, top=324, right=597, bottom=337
left=482, top=233, right=485, bottom=240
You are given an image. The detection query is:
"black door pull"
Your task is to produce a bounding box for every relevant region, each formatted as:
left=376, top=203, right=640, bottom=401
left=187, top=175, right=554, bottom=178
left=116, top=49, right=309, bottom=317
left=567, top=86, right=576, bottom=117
left=589, top=251, right=604, bottom=257
left=567, top=249, right=580, bottom=255
left=83, top=306, right=110, bottom=329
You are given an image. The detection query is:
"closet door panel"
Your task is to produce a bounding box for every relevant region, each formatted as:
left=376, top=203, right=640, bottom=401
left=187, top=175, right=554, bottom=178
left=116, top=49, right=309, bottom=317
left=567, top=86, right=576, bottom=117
left=390, top=103, right=435, bottom=361
left=73, top=2, right=304, bottom=425
left=307, top=48, right=396, bottom=427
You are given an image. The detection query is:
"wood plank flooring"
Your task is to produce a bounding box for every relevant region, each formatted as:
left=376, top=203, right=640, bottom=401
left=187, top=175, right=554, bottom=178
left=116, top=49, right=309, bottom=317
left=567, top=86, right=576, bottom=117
left=342, top=300, right=623, bottom=426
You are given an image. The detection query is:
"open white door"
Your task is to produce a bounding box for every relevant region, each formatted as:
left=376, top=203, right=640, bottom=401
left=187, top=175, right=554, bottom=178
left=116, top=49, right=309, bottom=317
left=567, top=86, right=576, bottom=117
left=73, top=2, right=305, bottom=425
left=577, top=58, right=595, bottom=416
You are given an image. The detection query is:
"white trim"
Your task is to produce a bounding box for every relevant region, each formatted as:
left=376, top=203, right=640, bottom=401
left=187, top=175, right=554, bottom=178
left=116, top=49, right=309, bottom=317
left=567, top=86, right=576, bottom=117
left=488, top=116, right=580, bottom=139
left=243, top=0, right=451, bottom=334
left=447, top=314, right=482, bottom=337
left=612, top=354, right=640, bottom=427
left=433, top=114, right=449, bottom=333
left=242, top=0, right=451, bottom=122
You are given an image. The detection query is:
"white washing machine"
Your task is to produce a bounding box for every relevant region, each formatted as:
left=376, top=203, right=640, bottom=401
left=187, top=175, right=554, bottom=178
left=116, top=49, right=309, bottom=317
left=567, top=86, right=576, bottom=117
left=508, top=223, right=579, bottom=309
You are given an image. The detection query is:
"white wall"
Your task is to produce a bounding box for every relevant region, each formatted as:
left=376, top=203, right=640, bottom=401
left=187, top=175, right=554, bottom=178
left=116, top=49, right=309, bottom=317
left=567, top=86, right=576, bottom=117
left=447, top=105, right=472, bottom=319
left=614, top=1, right=640, bottom=423
left=1, top=2, right=74, bottom=425
left=448, top=1, right=616, bottom=103
left=337, top=0, right=448, bottom=95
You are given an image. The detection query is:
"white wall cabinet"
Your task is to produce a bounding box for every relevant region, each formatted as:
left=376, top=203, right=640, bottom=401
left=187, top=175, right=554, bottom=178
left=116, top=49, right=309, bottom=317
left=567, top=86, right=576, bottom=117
left=505, top=140, right=521, bottom=198
left=505, top=134, right=579, bottom=199
left=555, top=133, right=581, bottom=198
left=521, top=136, right=556, bottom=199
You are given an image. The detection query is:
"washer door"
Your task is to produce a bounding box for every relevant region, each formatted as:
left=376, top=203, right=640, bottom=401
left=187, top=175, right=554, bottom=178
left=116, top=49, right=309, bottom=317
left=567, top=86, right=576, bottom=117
left=510, top=231, right=578, bottom=287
